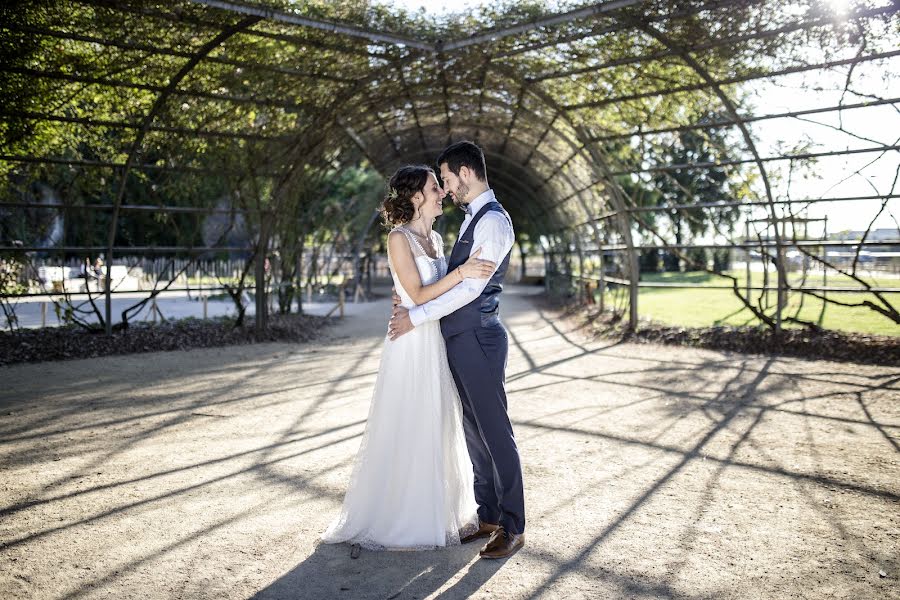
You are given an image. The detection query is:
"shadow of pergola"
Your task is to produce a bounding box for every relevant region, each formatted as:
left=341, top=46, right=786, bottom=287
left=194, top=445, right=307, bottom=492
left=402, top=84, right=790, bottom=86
left=0, top=290, right=897, bottom=599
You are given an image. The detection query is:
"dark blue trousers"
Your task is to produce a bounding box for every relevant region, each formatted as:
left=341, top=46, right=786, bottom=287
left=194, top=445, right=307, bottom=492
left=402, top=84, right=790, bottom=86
left=445, top=324, right=525, bottom=535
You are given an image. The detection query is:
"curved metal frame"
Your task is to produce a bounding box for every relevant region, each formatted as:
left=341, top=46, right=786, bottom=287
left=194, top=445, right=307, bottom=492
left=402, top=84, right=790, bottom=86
left=102, top=14, right=262, bottom=333
left=2, top=0, right=897, bottom=333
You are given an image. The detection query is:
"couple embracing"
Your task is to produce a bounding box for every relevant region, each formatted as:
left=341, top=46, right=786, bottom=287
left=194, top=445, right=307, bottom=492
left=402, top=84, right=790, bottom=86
left=321, top=140, right=525, bottom=560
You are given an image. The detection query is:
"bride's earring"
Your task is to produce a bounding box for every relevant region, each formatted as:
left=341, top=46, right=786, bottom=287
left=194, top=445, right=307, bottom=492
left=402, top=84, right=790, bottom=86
left=412, top=193, right=424, bottom=221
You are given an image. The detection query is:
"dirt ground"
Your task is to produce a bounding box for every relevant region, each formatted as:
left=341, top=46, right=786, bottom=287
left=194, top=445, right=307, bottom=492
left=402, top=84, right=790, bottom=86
left=1, top=285, right=897, bottom=600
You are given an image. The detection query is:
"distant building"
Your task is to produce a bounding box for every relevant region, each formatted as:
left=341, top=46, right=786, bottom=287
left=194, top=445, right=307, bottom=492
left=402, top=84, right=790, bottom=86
left=822, top=228, right=899, bottom=271
left=830, top=228, right=899, bottom=242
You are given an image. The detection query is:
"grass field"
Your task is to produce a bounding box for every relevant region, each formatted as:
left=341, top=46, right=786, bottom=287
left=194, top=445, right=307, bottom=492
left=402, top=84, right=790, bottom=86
left=598, top=270, right=900, bottom=336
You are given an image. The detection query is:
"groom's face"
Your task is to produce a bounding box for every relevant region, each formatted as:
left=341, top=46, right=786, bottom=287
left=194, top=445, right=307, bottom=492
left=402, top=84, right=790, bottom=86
left=439, top=162, right=470, bottom=208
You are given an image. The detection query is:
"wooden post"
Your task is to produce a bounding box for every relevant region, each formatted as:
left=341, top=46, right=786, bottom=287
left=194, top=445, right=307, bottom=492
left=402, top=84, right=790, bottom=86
left=104, top=252, right=112, bottom=334
left=822, top=215, right=828, bottom=304
left=543, top=249, right=550, bottom=294
left=41, top=301, right=46, bottom=327
left=624, top=217, right=639, bottom=330
left=762, top=230, right=770, bottom=309
left=255, top=212, right=272, bottom=334
left=576, top=247, right=585, bottom=304
left=745, top=220, right=751, bottom=300
left=339, top=279, right=346, bottom=318
left=598, top=244, right=605, bottom=313
left=296, top=250, right=303, bottom=314
left=775, top=220, right=785, bottom=333
left=202, top=295, right=208, bottom=319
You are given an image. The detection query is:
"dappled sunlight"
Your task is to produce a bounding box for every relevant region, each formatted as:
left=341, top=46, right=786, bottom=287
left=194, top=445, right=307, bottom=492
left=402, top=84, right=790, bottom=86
left=1, top=286, right=897, bottom=598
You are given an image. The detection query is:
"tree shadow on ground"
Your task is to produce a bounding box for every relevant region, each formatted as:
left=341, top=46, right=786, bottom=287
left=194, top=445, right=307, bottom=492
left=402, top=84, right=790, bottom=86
left=2, top=287, right=897, bottom=599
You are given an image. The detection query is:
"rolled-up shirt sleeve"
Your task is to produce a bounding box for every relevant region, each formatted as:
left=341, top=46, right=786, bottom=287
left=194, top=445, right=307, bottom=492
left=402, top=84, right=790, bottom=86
left=408, top=212, right=514, bottom=327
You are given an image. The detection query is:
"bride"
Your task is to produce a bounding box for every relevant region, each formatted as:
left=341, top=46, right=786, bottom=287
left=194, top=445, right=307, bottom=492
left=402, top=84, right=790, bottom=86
left=321, top=165, right=495, bottom=550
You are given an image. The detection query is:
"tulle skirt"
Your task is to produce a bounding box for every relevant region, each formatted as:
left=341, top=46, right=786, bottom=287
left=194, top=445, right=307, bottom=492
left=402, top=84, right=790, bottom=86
left=321, top=319, right=479, bottom=550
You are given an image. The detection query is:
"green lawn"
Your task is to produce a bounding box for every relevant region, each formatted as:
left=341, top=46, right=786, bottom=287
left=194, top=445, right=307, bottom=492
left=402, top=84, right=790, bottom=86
left=643, top=269, right=899, bottom=290
left=598, top=271, right=900, bottom=336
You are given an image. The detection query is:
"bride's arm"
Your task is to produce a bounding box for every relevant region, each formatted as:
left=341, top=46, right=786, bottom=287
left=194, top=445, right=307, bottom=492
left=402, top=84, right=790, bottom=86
left=388, top=231, right=495, bottom=306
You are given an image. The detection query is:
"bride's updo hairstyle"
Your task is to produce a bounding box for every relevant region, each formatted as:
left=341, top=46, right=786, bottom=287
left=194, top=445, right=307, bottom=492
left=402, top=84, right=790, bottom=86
left=382, top=164, right=435, bottom=227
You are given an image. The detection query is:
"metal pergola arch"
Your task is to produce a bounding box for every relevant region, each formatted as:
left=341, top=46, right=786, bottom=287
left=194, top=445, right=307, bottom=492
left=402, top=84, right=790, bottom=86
left=2, top=0, right=898, bottom=334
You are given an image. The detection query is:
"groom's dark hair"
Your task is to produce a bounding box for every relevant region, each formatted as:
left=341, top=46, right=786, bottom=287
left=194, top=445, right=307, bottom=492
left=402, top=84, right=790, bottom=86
left=437, top=140, right=487, bottom=182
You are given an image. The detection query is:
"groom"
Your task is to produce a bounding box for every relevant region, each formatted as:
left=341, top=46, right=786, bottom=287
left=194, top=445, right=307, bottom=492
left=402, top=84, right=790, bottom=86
left=388, top=140, right=525, bottom=559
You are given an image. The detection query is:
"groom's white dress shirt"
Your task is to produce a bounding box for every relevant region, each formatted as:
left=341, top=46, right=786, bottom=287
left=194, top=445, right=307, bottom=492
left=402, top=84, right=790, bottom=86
left=408, top=188, right=515, bottom=328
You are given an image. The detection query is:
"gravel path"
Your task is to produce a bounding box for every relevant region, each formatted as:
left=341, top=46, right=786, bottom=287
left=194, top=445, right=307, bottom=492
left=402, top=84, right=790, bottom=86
left=1, top=285, right=897, bottom=599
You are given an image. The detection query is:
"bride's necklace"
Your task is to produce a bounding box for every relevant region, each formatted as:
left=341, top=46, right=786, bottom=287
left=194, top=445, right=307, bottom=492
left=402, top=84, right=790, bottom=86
left=400, top=225, right=443, bottom=282
left=404, top=226, right=430, bottom=240
left=402, top=225, right=437, bottom=256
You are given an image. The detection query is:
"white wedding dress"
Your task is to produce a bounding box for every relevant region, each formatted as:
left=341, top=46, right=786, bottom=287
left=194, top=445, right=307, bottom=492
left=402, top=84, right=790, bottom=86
left=321, top=226, right=478, bottom=550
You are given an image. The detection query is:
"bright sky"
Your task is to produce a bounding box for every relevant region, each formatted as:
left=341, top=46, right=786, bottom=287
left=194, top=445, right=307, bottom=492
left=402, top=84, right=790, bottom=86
left=377, top=0, right=506, bottom=17
left=375, top=0, right=899, bottom=235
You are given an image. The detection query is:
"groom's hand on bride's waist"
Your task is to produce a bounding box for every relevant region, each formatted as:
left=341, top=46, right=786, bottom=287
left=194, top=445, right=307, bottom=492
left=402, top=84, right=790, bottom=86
left=388, top=305, right=414, bottom=340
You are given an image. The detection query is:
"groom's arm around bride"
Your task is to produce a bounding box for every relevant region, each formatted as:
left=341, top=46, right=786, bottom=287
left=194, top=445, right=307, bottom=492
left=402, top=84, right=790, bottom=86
left=388, top=192, right=513, bottom=339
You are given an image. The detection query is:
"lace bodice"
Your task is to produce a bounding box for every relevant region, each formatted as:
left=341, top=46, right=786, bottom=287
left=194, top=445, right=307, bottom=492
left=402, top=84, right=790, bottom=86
left=388, top=227, right=447, bottom=309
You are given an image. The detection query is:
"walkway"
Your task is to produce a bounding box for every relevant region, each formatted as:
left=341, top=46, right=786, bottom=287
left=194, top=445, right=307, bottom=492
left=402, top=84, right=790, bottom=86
left=0, top=286, right=897, bottom=599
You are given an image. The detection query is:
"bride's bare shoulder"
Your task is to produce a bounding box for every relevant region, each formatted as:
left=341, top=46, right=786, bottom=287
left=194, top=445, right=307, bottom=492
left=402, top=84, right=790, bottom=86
left=388, top=228, right=413, bottom=253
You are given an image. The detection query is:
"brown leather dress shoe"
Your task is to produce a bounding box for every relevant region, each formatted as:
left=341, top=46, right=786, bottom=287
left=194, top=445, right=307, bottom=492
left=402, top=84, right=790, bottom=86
left=460, top=520, right=499, bottom=544
left=479, top=527, right=524, bottom=559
